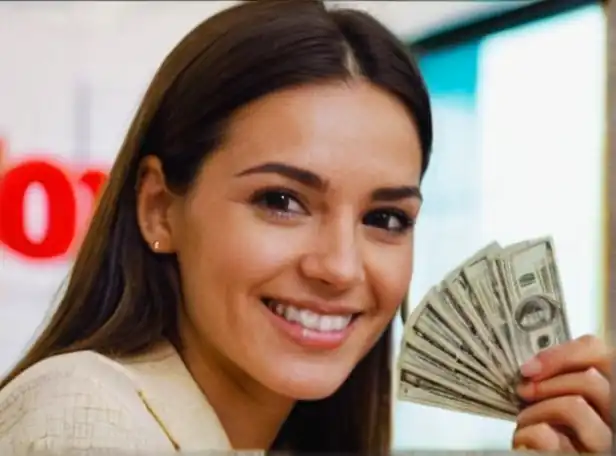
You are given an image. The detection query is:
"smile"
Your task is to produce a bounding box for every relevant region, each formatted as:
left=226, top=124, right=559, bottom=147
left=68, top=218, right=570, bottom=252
left=263, top=298, right=354, bottom=332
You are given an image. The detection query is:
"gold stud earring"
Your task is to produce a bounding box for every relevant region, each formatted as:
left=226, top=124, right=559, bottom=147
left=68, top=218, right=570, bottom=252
left=152, top=240, right=161, bottom=251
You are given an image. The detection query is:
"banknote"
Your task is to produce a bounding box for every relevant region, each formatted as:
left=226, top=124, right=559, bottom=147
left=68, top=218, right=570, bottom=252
left=494, top=237, right=571, bottom=367
left=397, top=236, right=571, bottom=420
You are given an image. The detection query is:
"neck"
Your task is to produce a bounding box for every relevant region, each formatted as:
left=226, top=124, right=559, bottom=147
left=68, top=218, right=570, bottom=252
left=177, top=323, right=295, bottom=450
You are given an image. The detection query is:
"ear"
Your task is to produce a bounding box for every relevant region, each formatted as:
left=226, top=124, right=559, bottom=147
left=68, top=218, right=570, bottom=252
left=136, top=155, right=177, bottom=253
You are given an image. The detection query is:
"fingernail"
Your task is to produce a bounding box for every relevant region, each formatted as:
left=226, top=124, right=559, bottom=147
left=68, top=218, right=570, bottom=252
left=520, top=357, right=542, bottom=377
left=515, top=445, right=528, bottom=451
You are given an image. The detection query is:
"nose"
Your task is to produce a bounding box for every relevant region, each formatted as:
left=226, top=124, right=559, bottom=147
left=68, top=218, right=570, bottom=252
left=299, top=219, right=366, bottom=291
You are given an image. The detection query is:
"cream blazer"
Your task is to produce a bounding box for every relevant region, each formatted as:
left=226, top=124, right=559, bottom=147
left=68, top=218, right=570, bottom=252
left=0, top=341, right=235, bottom=454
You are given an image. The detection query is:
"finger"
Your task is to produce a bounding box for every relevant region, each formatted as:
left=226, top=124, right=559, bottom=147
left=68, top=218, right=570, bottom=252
left=520, top=334, right=612, bottom=381
left=517, top=395, right=611, bottom=452
left=517, top=367, right=611, bottom=424
left=512, top=422, right=576, bottom=452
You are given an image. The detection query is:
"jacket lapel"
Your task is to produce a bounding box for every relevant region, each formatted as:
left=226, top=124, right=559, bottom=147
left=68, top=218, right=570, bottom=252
left=118, top=341, right=232, bottom=452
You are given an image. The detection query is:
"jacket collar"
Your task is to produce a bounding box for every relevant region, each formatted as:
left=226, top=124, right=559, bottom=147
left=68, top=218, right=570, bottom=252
left=116, top=340, right=233, bottom=452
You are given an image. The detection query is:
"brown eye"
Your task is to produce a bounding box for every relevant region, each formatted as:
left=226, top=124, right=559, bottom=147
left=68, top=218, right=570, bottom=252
left=363, top=209, right=413, bottom=233
left=250, top=188, right=307, bottom=217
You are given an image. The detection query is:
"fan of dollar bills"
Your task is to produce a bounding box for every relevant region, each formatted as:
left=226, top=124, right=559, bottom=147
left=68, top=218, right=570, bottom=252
left=397, top=237, right=571, bottom=421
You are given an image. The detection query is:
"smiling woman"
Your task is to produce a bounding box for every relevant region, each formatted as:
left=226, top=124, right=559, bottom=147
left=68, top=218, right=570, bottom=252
left=0, top=0, right=611, bottom=454
left=0, top=0, right=432, bottom=453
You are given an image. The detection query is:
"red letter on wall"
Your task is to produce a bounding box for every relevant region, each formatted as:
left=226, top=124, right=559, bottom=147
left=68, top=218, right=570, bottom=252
left=0, top=160, right=77, bottom=259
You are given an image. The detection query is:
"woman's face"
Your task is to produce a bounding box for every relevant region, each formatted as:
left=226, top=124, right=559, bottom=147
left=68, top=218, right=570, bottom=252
left=168, top=81, right=423, bottom=400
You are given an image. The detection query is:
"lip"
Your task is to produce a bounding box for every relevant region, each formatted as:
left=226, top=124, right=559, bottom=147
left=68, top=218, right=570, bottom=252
left=260, top=299, right=358, bottom=350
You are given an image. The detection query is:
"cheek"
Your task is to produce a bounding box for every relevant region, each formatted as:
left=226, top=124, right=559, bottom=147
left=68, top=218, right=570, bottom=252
left=180, top=203, right=302, bottom=290
left=367, top=242, right=413, bottom=313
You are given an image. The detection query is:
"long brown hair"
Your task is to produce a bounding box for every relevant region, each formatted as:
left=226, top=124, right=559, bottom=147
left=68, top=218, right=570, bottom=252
left=1, top=0, right=432, bottom=452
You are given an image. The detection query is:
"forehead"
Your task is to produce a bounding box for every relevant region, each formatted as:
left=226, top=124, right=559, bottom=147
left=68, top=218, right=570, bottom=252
left=217, top=81, right=423, bottom=186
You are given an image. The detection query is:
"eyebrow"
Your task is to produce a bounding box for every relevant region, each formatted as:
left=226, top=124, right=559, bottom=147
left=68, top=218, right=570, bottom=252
left=236, top=162, right=327, bottom=190
left=236, top=161, right=422, bottom=202
left=372, top=186, right=422, bottom=202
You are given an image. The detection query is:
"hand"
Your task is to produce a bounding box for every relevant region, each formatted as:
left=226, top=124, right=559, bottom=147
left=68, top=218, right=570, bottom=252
left=512, top=335, right=612, bottom=452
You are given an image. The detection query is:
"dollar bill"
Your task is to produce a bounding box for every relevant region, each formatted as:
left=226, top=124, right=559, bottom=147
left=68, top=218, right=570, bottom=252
left=495, top=237, right=571, bottom=367
left=464, top=252, right=518, bottom=380
left=441, top=243, right=517, bottom=387
left=402, top=288, right=507, bottom=389
left=399, top=368, right=518, bottom=417
left=398, top=342, right=516, bottom=406
left=443, top=282, right=516, bottom=384
left=398, top=380, right=516, bottom=421
left=397, top=236, right=571, bottom=421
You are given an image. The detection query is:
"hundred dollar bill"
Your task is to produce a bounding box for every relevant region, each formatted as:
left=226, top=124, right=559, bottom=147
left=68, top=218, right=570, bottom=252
left=436, top=283, right=515, bottom=390
left=398, top=379, right=515, bottom=421
left=399, top=368, right=518, bottom=418
left=440, top=243, right=517, bottom=387
left=443, top=282, right=516, bottom=385
left=398, top=342, right=515, bottom=405
left=495, top=237, right=571, bottom=367
left=463, top=252, right=518, bottom=380
left=399, top=337, right=497, bottom=393
left=397, top=235, right=572, bottom=420
left=402, top=289, right=507, bottom=388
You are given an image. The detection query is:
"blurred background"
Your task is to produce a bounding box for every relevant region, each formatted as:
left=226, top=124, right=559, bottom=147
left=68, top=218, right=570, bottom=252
left=0, top=0, right=607, bottom=450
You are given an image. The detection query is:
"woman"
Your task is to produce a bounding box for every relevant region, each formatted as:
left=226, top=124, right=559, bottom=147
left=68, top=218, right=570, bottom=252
left=0, top=0, right=611, bottom=453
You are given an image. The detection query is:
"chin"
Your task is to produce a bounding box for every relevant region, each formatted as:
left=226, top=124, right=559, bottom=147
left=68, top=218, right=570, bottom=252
left=276, top=378, right=347, bottom=401
left=264, top=362, right=354, bottom=401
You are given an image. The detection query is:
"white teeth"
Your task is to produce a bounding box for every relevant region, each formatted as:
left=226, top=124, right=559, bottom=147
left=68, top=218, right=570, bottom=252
left=275, top=303, right=285, bottom=316
left=267, top=300, right=353, bottom=332
left=300, top=309, right=319, bottom=328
